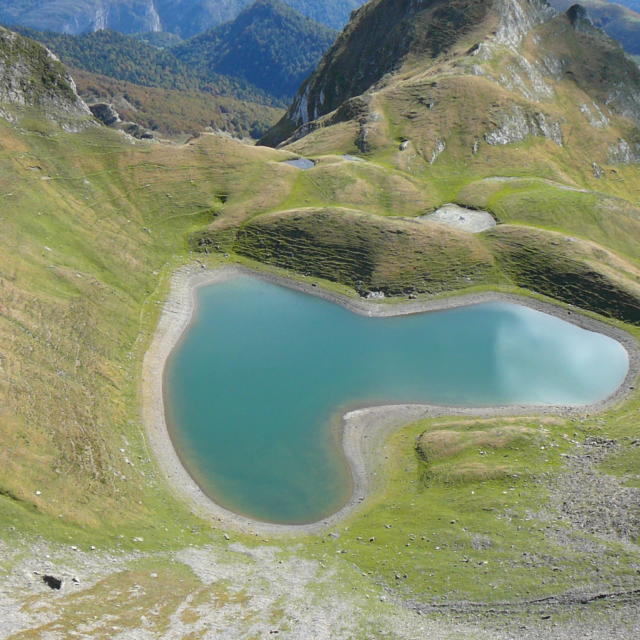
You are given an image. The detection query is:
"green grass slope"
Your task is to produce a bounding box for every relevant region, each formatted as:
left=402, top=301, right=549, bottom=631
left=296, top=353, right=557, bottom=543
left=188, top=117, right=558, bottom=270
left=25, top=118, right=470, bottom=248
left=0, top=119, right=294, bottom=544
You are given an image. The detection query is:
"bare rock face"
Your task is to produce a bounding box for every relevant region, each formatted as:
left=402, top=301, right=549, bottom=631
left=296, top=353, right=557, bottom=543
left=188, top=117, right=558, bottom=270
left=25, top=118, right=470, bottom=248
left=493, top=0, right=555, bottom=47
left=0, top=27, right=94, bottom=131
left=484, top=106, right=563, bottom=146
left=565, top=3, right=593, bottom=30
left=608, top=138, right=640, bottom=164
left=89, top=102, right=121, bottom=126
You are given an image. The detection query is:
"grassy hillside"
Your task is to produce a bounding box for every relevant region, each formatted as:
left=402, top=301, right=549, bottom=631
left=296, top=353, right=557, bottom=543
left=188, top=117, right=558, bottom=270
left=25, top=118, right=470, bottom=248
left=0, top=121, right=295, bottom=541
left=2, top=117, right=640, bottom=636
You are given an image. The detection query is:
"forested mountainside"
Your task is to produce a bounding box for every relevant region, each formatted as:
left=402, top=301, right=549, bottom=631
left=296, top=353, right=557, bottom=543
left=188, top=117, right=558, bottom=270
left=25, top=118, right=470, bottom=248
left=13, top=26, right=277, bottom=105
left=0, top=0, right=366, bottom=36
left=15, top=2, right=336, bottom=105
left=73, top=67, right=282, bottom=138
left=173, top=0, right=337, bottom=100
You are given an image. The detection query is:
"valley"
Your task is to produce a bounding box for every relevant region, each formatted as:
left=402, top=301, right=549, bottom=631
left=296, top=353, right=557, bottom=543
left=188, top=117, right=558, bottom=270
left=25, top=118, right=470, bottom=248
left=0, top=0, right=639, bottom=638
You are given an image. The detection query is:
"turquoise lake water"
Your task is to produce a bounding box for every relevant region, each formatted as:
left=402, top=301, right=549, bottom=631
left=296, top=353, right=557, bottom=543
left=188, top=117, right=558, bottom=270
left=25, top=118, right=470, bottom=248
left=164, top=276, right=629, bottom=525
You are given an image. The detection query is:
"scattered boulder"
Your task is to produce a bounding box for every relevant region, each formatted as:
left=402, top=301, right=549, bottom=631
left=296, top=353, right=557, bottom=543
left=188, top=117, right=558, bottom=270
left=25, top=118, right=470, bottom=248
left=592, top=162, right=603, bottom=178
left=584, top=436, right=617, bottom=448
left=88, top=103, right=154, bottom=139
left=43, top=575, right=62, bottom=590
left=89, top=102, right=120, bottom=127
left=119, top=122, right=154, bottom=140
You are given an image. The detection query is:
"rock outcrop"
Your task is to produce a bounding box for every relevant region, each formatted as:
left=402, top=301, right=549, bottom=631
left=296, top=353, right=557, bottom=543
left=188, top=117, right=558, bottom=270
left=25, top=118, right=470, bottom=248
left=0, top=27, right=94, bottom=131
left=89, top=102, right=120, bottom=126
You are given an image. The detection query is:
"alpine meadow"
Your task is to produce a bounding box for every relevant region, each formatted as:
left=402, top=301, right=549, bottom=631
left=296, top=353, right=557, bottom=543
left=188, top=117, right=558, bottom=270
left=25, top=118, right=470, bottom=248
left=0, top=1, right=640, bottom=639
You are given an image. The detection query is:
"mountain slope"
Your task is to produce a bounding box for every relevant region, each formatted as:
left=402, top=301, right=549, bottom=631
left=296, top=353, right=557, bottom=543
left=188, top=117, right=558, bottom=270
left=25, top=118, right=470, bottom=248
left=14, top=26, right=279, bottom=105
left=173, top=0, right=337, bottom=100
left=260, top=0, right=554, bottom=146
left=252, top=0, right=640, bottom=310
left=0, top=0, right=367, bottom=36
left=0, top=26, right=93, bottom=130
left=73, top=68, right=281, bottom=138
left=550, top=0, right=640, bottom=54
left=2, top=9, right=640, bottom=639
left=261, top=0, right=640, bottom=168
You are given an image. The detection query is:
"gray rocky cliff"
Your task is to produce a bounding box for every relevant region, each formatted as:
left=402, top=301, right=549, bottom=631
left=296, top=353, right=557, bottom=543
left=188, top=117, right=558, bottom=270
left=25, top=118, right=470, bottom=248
left=0, top=28, right=94, bottom=131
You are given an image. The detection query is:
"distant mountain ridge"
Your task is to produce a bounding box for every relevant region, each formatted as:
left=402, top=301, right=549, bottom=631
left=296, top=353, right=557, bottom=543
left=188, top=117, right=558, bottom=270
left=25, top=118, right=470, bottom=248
left=13, top=26, right=278, bottom=105
left=0, top=0, right=366, bottom=36
left=550, top=0, right=640, bottom=54
left=173, top=0, right=337, bottom=100
left=15, top=1, right=337, bottom=106
left=613, top=0, right=640, bottom=10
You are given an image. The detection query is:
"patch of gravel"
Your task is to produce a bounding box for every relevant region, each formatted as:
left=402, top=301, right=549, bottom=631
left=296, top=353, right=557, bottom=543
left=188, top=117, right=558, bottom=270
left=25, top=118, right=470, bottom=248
left=546, top=437, right=640, bottom=545
left=454, top=598, right=640, bottom=640
left=421, top=203, right=496, bottom=233
left=0, top=538, right=142, bottom=637
left=0, top=537, right=500, bottom=640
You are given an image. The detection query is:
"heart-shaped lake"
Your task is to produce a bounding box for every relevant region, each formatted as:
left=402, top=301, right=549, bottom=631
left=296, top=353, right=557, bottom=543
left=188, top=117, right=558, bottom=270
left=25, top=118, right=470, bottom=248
left=164, top=275, right=629, bottom=525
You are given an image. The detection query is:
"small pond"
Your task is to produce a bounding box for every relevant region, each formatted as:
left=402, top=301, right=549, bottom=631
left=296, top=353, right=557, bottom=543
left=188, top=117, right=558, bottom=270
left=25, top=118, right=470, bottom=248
left=283, top=157, right=315, bottom=170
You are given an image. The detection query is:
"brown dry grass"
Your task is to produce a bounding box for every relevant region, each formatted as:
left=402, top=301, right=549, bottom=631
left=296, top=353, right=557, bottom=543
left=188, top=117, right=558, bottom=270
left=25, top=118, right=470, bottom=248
left=417, top=426, right=537, bottom=463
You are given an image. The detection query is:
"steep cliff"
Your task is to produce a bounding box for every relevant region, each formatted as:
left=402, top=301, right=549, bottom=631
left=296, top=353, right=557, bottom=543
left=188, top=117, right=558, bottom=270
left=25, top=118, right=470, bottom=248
left=0, top=27, right=93, bottom=130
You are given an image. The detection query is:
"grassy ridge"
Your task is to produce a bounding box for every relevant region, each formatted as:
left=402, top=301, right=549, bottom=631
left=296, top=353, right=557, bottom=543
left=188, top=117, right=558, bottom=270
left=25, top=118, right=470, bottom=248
left=232, top=207, right=499, bottom=294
